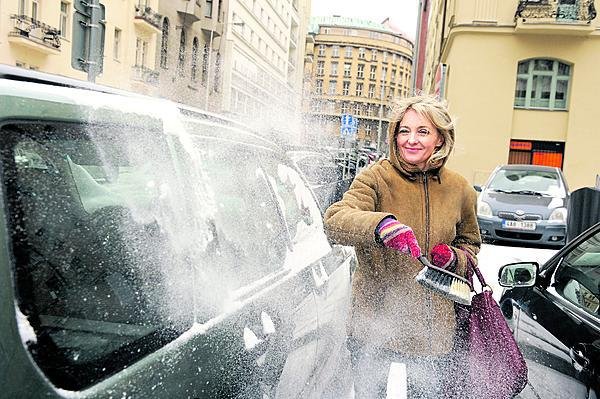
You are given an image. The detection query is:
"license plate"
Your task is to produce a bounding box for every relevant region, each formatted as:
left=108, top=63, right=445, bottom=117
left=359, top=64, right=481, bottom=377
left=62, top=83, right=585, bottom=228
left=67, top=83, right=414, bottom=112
left=502, top=220, right=536, bottom=231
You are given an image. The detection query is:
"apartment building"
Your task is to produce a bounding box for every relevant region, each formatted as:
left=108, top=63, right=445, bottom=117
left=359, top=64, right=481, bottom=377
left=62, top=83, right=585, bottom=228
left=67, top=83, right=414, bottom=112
left=1, top=0, right=163, bottom=95
left=417, top=0, right=599, bottom=189
left=303, top=16, right=413, bottom=150
left=218, top=0, right=311, bottom=137
left=1, top=0, right=311, bottom=132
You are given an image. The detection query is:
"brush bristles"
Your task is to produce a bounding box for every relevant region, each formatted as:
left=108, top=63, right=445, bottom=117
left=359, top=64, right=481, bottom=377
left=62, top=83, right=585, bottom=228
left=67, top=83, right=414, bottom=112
left=416, top=266, right=472, bottom=305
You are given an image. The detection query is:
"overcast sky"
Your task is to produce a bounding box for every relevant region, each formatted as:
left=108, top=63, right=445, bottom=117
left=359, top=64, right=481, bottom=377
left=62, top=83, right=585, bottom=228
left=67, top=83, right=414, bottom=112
left=310, top=0, right=419, bottom=41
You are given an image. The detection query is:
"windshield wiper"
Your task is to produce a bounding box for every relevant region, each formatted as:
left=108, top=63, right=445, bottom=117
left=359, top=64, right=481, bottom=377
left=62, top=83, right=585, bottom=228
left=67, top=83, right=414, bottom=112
left=506, top=190, right=548, bottom=196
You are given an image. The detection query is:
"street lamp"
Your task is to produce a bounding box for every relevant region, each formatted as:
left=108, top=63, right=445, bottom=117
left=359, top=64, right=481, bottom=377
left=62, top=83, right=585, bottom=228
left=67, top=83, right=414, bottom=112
left=376, top=71, right=386, bottom=154
left=204, top=21, right=245, bottom=109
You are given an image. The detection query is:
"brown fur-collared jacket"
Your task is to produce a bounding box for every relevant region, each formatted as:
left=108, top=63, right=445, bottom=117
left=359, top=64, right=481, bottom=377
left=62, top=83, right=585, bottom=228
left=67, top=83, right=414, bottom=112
left=324, top=130, right=481, bottom=356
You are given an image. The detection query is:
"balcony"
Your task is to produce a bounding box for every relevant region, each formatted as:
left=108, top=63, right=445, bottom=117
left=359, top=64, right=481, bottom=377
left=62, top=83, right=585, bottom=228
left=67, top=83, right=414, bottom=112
left=134, top=5, right=162, bottom=34
left=8, top=14, right=61, bottom=54
left=177, top=0, right=202, bottom=23
left=515, top=0, right=597, bottom=35
left=131, top=65, right=160, bottom=86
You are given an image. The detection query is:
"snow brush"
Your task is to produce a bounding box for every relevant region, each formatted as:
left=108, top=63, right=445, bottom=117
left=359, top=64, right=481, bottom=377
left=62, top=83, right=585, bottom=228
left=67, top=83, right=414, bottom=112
left=415, top=255, right=472, bottom=305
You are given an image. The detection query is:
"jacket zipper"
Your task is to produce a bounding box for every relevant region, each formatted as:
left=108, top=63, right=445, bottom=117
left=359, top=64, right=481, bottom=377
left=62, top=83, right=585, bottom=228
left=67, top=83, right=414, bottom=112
left=423, top=172, right=433, bottom=352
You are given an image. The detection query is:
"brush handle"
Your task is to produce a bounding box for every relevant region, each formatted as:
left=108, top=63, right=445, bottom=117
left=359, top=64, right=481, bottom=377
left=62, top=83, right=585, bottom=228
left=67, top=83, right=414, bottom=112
left=417, top=256, right=473, bottom=290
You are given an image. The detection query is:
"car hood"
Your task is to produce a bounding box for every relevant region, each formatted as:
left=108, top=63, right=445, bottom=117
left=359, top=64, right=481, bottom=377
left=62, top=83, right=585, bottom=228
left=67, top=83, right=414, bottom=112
left=481, top=190, right=565, bottom=218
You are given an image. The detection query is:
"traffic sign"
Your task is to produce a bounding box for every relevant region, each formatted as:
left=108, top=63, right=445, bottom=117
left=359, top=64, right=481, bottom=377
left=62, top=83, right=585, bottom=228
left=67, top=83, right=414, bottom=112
left=340, top=114, right=358, bottom=138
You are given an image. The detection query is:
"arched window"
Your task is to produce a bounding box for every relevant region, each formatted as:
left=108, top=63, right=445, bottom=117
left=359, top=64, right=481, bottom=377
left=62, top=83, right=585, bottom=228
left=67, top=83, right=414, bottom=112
left=191, top=37, right=199, bottom=82
left=514, top=58, right=571, bottom=110
left=160, top=18, right=169, bottom=69
left=178, top=29, right=186, bottom=73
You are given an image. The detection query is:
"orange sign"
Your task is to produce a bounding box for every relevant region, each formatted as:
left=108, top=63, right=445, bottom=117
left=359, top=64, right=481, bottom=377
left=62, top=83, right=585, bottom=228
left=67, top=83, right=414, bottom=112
left=510, top=141, right=533, bottom=151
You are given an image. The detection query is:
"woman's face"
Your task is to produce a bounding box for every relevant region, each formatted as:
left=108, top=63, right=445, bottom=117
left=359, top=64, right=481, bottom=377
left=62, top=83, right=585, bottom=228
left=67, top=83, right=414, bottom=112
left=396, top=109, right=444, bottom=170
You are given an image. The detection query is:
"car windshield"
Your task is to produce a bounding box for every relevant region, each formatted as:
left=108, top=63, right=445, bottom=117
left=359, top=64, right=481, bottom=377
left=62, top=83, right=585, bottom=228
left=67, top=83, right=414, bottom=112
left=487, top=168, right=566, bottom=197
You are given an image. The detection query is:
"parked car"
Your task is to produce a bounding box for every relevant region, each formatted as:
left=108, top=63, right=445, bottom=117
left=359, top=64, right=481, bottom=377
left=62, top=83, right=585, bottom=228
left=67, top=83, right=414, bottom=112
left=498, top=221, right=600, bottom=398
left=0, top=65, right=354, bottom=398
left=286, top=148, right=350, bottom=212
left=476, top=164, right=570, bottom=248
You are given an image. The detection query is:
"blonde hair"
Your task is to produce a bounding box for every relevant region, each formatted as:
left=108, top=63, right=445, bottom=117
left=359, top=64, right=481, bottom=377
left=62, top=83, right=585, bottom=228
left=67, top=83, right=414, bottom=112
left=389, top=95, right=455, bottom=167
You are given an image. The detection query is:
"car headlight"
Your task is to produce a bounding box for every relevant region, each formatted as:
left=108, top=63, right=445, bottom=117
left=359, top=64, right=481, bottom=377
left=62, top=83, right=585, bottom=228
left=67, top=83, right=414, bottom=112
left=477, top=200, right=492, bottom=217
left=548, top=207, right=567, bottom=223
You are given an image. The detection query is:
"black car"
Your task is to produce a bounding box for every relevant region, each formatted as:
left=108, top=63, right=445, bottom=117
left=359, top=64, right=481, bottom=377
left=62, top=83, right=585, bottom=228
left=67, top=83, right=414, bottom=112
left=498, top=222, right=600, bottom=398
left=0, top=65, right=354, bottom=398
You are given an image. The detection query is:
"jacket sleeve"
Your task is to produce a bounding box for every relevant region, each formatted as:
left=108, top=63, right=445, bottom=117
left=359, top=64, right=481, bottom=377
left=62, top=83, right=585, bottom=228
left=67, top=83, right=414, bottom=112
left=323, top=166, right=394, bottom=247
left=450, top=185, right=482, bottom=278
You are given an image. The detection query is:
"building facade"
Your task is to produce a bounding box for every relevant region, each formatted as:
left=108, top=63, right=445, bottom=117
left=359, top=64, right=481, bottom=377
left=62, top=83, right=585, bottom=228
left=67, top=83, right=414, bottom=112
left=219, top=0, right=311, bottom=137
left=1, top=0, right=311, bottom=135
left=303, top=16, right=413, bottom=151
left=418, top=0, right=599, bottom=190
left=1, top=0, right=164, bottom=95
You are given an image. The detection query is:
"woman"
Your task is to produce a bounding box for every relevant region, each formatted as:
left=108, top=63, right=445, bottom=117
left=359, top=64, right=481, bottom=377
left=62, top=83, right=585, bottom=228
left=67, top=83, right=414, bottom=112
left=324, top=95, right=481, bottom=398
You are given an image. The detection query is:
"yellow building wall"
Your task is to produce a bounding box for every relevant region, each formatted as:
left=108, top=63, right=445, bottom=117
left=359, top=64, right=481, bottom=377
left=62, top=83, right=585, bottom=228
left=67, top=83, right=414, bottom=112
left=423, top=0, right=600, bottom=190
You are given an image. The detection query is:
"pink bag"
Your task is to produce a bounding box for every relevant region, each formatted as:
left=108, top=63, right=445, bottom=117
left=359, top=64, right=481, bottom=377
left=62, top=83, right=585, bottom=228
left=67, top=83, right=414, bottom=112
left=466, top=261, right=528, bottom=399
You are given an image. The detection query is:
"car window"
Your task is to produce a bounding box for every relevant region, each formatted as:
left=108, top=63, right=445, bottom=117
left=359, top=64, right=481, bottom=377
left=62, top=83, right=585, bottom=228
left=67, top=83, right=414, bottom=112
left=553, top=231, right=600, bottom=315
left=488, top=169, right=566, bottom=197
left=294, top=154, right=342, bottom=186
left=260, top=155, right=324, bottom=244
left=1, top=122, right=194, bottom=390
left=191, top=135, right=289, bottom=290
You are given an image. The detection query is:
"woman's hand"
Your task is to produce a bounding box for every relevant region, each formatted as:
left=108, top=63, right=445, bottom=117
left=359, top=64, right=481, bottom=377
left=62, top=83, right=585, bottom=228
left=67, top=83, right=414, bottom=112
left=430, top=243, right=456, bottom=270
left=377, top=218, right=421, bottom=258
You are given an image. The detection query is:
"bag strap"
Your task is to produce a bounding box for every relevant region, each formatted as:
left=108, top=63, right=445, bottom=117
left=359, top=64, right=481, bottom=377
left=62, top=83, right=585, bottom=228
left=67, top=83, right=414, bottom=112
left=462, top=249, right=490, bottom=292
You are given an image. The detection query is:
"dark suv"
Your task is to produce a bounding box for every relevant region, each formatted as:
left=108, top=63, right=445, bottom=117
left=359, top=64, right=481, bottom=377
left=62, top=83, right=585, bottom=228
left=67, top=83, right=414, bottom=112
left=0, top=65, right=354, bottom=398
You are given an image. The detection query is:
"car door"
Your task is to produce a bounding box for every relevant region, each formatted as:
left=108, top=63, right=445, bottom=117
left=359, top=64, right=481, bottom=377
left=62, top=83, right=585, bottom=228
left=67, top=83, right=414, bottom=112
left=259, top=152, right=355, bottom=398
left=505, top=227, right=600, bottom=399
left=183, top=122, right=324, bottom=398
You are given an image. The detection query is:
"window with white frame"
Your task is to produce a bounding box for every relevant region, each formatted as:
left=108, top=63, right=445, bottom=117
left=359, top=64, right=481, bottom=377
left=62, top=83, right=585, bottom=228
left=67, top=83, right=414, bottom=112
left=382, top=52, right=388, bottom=62
left=332, top=46, right=340, bottom=57
left=370, top=65, right=376, bottom=80
left=357, top=64, right=364, bottom=79
left=316, top=61, right=324, bottom=76
left=514, top=58, right=571, bottom=110
left=371, top=49, right=377, bottom=61
left=315, top=79, right=323, bottom=94
left=345, top=46, right=353, bottom=58
left=331, top=61, right=338, bottom=76
left=342, top=81, right=350, bottom=96
left=356, top=82, right=363, bottom=97
left=368, top=84, right=375, bottom=98
left=354, top=103, right=361, bottom=115
left=365, top=124, right=372, bottom=136
left=318, top=45, right=325, bottom=56
left=358, top=47, right=365, bottom=59
left=59, top=2, right=69, bottom=38
left=329, top=80, right=337, bottom=95
left=344, top=63, right=351, bottom=78
left=341, top=102, right=350, bottom=113
left=135, top=37, right=148, bottom=67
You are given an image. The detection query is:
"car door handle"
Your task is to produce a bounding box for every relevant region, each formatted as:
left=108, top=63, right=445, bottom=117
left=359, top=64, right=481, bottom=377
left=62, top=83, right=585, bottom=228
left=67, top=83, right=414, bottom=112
left=569, top=344, right=590, bottom=371
left=243, top=326, right=263, bottom=351
left=261, top=311, right=276, bottom=335
left=311, top=262, right=329, bottom=288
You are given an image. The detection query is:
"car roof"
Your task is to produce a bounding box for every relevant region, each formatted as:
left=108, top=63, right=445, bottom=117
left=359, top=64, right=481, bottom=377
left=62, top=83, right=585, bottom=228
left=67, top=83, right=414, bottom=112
left=498, top=164, right=559, bottom=173
left=0, top=63, right=141, bottom=97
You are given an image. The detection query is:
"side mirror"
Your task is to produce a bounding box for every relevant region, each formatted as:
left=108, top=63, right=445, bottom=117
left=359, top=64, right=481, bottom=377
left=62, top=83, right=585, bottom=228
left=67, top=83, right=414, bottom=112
left=498, top=262, right=539, bottom=288
left=473, top=185, right=482, bottom=193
